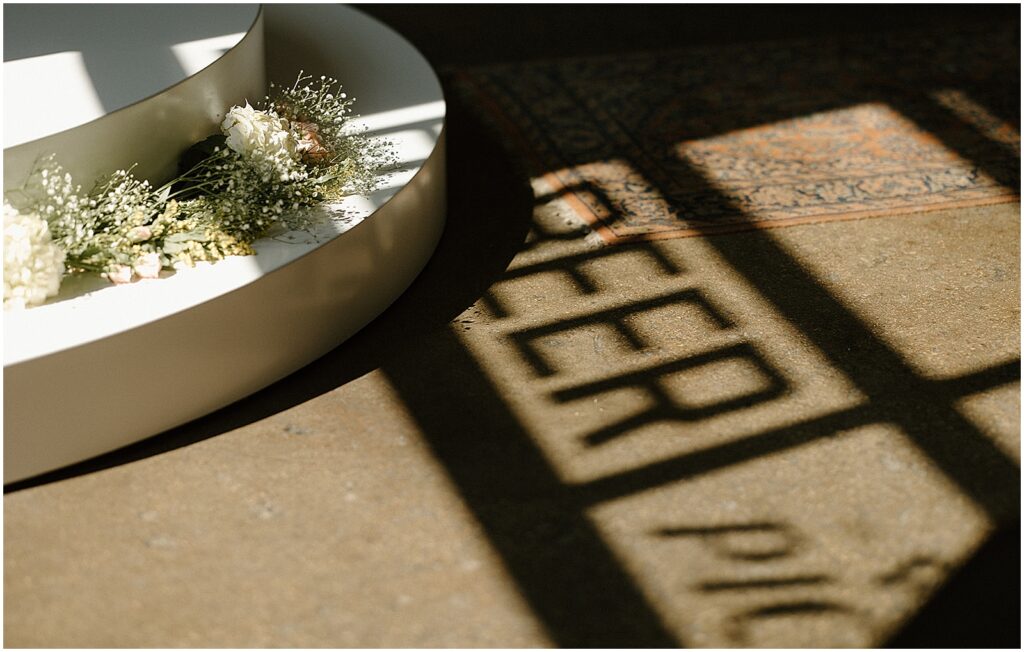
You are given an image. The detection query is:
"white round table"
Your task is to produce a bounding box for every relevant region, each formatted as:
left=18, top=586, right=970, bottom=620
left=3, top=5, right=447, bottom=483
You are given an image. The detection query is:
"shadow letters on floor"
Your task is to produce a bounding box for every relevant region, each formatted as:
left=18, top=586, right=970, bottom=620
left=8, top=27, right=1020, bottom=647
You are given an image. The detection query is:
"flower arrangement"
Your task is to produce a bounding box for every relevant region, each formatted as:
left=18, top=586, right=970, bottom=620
left=3, top=73, right=394, bottom=310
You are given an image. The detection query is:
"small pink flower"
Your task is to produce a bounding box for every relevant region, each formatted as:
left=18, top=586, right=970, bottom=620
left=106, top=265, right=133, bottom=284
left=127, top=225, right=152, bottom=242
left=133, top=252, right=162, bottom=279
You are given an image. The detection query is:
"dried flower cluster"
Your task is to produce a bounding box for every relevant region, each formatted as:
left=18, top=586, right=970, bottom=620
left=3, top=73, right=393, bottom=309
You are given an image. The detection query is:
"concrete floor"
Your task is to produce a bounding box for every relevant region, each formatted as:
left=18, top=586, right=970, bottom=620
left=4, top=6, right=1020, bottom=648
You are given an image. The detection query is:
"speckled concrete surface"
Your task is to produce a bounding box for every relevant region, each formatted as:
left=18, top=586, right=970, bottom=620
left=4, top=372, right=549, bottom=648
left=5, top=190, right=1017, bottom=647
left=4, top=8, right=1020, bottom=648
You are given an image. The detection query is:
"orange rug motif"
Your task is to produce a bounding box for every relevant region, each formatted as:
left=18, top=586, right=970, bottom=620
left=448, top=23, right=1020, bottom=243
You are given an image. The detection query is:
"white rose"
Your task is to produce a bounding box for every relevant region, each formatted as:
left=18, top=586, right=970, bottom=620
left=3, top=202, right=65, bottom=310
left=221, top=103, right=298, bottom=162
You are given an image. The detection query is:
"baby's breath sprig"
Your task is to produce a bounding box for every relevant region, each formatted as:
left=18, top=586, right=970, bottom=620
left=3, top=71, right=394, bottom=308
left=173, top=72, right=395, bottom=243
left=269, top=72, right=397, bottom=197
left=7, top=156, right=255, bottom=281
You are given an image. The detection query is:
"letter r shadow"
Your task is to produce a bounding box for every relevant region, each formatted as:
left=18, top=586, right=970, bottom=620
left=553, top=342, right=789, bottom=447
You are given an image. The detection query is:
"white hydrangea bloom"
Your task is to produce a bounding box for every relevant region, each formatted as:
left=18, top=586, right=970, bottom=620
left=221, top=103, right=302, bottom=181
left=3, top=202, right=65, bottom=310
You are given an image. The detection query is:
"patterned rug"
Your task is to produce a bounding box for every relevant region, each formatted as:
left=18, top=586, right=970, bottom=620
left=446, top=22, right=1020, bottom=243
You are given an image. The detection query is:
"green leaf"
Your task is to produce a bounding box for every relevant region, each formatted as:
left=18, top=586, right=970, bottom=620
left=164, top=229, right=209, bottom=243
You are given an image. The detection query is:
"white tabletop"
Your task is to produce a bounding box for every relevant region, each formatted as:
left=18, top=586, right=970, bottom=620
left=3, top=4, right=259, bottom=147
